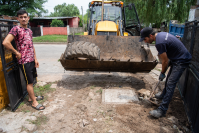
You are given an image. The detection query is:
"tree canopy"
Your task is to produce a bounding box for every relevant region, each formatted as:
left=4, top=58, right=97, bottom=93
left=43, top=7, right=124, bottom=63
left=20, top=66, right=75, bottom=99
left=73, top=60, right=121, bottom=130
left=123, top=0, right=196, bottom=27
left=50, top=19, right=64, bottom=27
left=50, top=3, right=80, bottom=17
left=79, top=9, right=89, bottom=28
left=0, top=0, right=48, bottom=16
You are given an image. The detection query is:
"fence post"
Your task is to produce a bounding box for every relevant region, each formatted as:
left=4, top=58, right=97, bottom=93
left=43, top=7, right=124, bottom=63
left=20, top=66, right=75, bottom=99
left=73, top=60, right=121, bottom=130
left=67, top=25, right=70, bottom=35
left=40, top=26, right=43, bottom=36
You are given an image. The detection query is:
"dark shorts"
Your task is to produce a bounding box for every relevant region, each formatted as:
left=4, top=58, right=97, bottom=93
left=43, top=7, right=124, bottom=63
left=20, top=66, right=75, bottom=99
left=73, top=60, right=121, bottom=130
left=19, top=61, right=37, bottom=84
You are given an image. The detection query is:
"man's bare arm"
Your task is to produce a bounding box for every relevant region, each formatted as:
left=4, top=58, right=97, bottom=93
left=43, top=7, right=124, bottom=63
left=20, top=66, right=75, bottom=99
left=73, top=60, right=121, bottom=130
left=159, top=52, right=169, bottom=74
left=2, top=34, right=21, bottom=59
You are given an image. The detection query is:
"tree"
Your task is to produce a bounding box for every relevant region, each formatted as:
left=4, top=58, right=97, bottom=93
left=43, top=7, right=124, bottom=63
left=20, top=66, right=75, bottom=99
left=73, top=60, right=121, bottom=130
left=0, top=0, right=48, bottom=16
left=50, top=19, right=64, bottom=27
left=50, top=3, right=80, bottom=17
left=123, top=0, right=196, bottom=27
left=79, top=9, right=89, bottom=28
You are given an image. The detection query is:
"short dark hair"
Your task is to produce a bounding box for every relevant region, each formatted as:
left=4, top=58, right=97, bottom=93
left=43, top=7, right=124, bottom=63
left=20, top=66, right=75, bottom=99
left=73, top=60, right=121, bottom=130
left=16, top=10, right=28, bottom=17
left=150, top=31, right=156, bottom=35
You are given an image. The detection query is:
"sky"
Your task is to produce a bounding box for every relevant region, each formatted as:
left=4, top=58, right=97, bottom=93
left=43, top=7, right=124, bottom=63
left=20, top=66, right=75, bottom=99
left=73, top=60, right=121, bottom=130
left=42, top=0, right=92, bottom=16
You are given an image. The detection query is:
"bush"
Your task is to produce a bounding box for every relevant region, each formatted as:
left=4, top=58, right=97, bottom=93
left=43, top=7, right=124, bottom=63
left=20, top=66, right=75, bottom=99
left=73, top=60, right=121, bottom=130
left=50, top=19, right=64, bottom=27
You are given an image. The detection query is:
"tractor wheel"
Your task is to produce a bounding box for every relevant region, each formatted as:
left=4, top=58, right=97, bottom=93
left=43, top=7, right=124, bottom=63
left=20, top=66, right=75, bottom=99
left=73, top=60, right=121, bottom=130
left=64, top=41, right=100, bottom=60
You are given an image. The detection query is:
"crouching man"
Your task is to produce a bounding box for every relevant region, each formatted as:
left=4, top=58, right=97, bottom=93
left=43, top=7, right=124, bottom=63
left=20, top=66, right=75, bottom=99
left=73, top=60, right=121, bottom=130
left=139, top=27, right=191, bottom=118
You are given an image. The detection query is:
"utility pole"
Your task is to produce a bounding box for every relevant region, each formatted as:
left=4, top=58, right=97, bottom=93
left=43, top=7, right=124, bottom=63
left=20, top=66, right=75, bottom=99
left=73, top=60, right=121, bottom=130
left=81, top=6, right=84, bottom=31
left=101, top=0, right=104, bottom=21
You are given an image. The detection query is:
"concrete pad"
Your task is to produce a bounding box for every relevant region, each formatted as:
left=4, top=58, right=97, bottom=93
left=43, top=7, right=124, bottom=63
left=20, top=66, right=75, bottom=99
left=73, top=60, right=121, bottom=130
left=102, top=89, right=139, bottom=104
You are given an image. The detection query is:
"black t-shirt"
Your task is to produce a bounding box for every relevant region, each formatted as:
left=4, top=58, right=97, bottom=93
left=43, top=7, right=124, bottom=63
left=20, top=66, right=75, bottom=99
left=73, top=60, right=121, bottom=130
left=155, top=32, right=191, bottom=62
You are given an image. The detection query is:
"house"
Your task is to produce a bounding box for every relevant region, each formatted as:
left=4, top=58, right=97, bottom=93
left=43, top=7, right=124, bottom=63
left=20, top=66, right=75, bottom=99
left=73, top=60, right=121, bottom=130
left=29, top=16, right=80, bottom=28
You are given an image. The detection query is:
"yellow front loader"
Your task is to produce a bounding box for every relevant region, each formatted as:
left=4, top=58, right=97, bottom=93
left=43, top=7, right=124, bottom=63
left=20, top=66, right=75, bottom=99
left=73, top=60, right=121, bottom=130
left=60, top=0, right=157, bottom=73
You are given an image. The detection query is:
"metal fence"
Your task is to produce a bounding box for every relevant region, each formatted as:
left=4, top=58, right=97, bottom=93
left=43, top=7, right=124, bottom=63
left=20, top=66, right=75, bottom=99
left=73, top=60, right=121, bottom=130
left=0, top=19, right=28, bottom=111
left=178, top=20, right=199, bottom=133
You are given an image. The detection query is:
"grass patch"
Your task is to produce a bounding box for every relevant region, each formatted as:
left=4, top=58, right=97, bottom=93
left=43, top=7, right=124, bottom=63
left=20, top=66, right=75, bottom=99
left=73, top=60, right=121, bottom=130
left=96, top=88, right=102, bottom=94
left=154, top=68, right=161, bottom=71
left=74, top=32, right=84, bottom=35
left=90, top=86, right=95, bottom=89
left=27, top=115, right=48, bottom=126
left=33, top=83, right=56, bottom=104
left=18, top=102, right=25, bottom=109
left=33, top=35, right=67, bottom=42
left=33, top=32, right=84, bottom=42
left=34, top=83, right=55, bottom=96
left=22, top=109, right=30, bottom=113
left=89, top=98, right=92, bottom=102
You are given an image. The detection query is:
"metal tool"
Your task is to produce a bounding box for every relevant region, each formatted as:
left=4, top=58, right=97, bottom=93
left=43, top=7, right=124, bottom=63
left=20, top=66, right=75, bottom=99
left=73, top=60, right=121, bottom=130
left=147, top=80, right=161, bottom=106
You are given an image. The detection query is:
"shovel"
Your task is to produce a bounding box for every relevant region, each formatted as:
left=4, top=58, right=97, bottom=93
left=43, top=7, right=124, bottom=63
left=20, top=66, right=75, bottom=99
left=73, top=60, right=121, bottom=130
left=145, top=80, right=161, bottom=106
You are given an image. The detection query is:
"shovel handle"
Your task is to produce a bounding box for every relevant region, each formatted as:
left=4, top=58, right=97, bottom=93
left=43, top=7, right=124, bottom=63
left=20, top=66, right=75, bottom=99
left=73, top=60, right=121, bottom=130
left=149, top=80, right=160, bottom=99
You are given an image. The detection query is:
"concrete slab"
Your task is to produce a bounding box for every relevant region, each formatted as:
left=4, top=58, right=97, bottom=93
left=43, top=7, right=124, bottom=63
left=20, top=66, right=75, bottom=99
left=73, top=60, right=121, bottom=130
left=102, top=89, right=139, bottom=104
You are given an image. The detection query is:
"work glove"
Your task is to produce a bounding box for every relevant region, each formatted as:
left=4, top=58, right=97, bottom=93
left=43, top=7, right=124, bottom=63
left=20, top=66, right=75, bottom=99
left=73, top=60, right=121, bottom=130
left=159, top=73, right=166, bottom=81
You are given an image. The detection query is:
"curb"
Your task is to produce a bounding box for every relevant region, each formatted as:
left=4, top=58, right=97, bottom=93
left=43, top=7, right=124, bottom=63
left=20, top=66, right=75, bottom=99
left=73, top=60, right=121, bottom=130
left=33, top=42, right=67, bottom=45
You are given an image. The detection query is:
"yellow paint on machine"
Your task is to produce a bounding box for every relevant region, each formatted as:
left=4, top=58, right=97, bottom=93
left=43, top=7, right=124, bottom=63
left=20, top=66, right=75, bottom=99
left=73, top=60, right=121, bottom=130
left=96, top=21, right=117, bottom=32
left=124, top=32, right=128, bottom=36
left=0, top=53, right=12, bottom=110
left=84, top=32, right=88, bottom=35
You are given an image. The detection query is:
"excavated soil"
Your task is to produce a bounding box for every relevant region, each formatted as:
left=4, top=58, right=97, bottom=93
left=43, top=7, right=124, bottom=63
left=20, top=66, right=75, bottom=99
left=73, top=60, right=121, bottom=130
left=13, top=71, right=190, bottom=133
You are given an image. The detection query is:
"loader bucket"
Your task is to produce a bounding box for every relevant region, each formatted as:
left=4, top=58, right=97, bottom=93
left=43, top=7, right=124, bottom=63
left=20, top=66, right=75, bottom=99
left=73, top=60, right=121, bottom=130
left=60, top=35, right=158, bottom=73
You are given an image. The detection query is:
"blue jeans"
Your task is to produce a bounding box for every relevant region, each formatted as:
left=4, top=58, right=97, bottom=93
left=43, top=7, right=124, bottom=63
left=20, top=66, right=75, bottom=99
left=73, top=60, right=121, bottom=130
left=158, top=61, right=189, bottom=113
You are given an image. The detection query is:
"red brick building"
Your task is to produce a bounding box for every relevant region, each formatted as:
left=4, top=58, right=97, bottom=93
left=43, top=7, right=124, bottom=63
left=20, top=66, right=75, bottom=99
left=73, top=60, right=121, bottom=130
left=29, top=17, right=80, bottom=28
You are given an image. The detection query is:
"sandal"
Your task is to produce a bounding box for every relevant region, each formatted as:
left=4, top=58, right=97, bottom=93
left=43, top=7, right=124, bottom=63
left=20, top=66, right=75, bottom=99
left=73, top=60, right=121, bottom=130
left=28, top=96, right=44, bottom=102
left=31, top=104, right=45, bottom=110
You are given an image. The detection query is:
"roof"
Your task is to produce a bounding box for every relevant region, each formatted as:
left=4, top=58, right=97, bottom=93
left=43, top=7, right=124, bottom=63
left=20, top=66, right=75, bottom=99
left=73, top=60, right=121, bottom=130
left=0, top=18, right=18, bottom=22
left=33, top=17, right=76, bottom=20
left=92, top=0, right=122, bottom=3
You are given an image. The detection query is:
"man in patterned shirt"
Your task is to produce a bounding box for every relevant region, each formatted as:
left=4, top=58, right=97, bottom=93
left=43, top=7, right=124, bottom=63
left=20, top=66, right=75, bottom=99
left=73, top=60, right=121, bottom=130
left=3, top=10, right=45, bottom=110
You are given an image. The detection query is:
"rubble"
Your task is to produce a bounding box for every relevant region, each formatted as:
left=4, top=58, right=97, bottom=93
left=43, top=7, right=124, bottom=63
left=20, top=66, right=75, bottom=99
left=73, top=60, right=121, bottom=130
left=137, top=89, right=151, bottom=97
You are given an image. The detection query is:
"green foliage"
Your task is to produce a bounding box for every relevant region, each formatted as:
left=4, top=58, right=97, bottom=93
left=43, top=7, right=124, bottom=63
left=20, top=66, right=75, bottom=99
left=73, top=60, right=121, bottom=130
left=96, top=88, right=102, bottom=94
left=0, top=0, right=48, bottom=16
left=78, top=14, right=88, bottom=27
left=27, top=115, right=49, bottom=126
left=74, top=32, right=84, bottom=35
left=79, top=9, right=90, bottom=30
left=18, top=101, right=25, bottom=109
left=50, top=3, right=80, bottom=17
left=122, top=0, right=196, bottom=27
left=50, top=19, right=64, bottom=27
left=33, top=83, right=55, bottom=96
